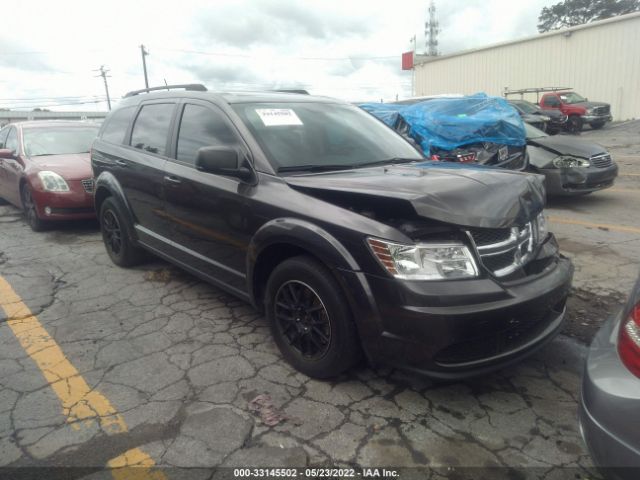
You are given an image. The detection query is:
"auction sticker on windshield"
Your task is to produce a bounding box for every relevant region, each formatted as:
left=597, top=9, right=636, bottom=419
left=256, top=108, right=303, bottom=126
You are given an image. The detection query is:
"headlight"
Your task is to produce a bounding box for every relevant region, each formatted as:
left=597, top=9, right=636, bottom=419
left=367, top=238, right=478, bottom=280
left=536, top=212, right=548, bottom=243
left=37, top=171, right=70, bottom=192
left=552, top=156, right=590, bottom=168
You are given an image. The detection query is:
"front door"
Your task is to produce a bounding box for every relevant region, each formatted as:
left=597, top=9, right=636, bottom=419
left=163, top=101, right=254, bottom=296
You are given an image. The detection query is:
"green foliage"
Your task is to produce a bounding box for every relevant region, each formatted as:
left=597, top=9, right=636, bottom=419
left=538, top=0, right=640, bottom=32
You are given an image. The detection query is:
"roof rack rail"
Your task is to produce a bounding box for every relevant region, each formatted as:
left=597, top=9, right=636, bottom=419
left=272, top=89, right=310, bottom=95
left=503, top=86, right=572, bottom=102
left=124, top=84, right=207, bottom=98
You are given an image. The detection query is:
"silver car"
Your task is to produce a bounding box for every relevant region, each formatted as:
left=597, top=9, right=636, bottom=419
left=580, top=273, right=640, bottom=479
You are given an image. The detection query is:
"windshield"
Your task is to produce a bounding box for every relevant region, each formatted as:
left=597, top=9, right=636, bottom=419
left=513, top=101, right=538, bottom=114
left=23, top=126, right=99, bottom=156
left=232, top=102, right=422, bottom=173
left=524, top=122, right=548, bottom=139
left=559, top=92, right=586, bottom=104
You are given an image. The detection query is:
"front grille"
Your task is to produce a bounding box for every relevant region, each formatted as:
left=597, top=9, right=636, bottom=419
left=81, top=179, right=95, bottom=193
left=467, top=223, right=535, bottom=277
left=593, top=105, right=610, bottom=115
left=590, top=153, right=613, bottom=168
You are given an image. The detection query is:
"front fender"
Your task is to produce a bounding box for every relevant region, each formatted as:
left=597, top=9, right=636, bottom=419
left=247, top=217, right=361, bottom=278
left=247, top=218, right=382, bottom=354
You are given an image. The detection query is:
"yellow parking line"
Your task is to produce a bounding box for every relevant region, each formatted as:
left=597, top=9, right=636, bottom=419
left=548, top=216, right=640, bottom=235
left=108, top=448, right=167, bottom=480
left=0, top=275, right=165, bottom=479
left=619, top=173, right=640, bottom=177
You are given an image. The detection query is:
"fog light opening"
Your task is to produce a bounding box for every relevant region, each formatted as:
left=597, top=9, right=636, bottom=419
left=44, top=206, right=52, bottom=216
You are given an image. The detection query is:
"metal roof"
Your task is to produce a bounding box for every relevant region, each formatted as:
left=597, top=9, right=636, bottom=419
left=415, top=11, right=640, bottom=66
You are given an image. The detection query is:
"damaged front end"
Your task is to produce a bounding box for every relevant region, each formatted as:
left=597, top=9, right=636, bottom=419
left=285, top=163, right=573, bottom=377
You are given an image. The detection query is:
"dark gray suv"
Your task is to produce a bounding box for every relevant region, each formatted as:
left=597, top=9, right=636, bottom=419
left=91, top=84, right=573, bottom=379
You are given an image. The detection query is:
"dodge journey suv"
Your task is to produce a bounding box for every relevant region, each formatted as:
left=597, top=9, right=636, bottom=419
left=91, top=84, right=573, bottom=379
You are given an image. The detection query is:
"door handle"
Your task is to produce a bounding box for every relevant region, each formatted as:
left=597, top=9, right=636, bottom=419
left=164, top=175, right=182, bottom=185
left=115, top=159, right=128, bottom=167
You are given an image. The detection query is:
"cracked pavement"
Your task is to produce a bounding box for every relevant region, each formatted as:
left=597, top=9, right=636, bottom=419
left=1, top=122, right=639, bottom=478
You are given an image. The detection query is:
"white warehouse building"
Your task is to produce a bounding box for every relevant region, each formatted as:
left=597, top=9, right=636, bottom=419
left=413, top=12, right=640, bottom=121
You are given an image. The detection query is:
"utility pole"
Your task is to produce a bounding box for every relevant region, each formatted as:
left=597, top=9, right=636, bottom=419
left=425, top=1, right=440, bottom=57
left=140, top=44, right=149, bottom=89
left=94, top=65, right=112, bottom=111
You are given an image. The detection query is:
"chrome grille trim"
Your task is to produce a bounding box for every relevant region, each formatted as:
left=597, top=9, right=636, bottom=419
left=81, top=179, right=95, bottom=193
left=590, top=153, right=613, bottom=168
left=467, top=223, right=535, bottom=277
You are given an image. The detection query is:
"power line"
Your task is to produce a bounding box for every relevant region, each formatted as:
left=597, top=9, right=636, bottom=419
left=152, top=46, right=400, bottom=61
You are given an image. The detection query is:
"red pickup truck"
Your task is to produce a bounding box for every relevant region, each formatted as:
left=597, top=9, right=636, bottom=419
left=539, top=91, right=612, bottom=132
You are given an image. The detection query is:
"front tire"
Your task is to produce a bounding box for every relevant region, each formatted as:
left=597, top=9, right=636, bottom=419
left=590, top=121, right=606, bottom=130
left=265, top=256, right=361, bottom=378
left=21, top=185, right=48, bottom=232
left=567, top=115, right=583, bottom=133
left=99, top=197, right=146, bottom=267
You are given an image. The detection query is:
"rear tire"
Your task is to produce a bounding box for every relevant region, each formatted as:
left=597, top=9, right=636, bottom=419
left=265, top=255, right=361, bottom=378
left=99, top=197, right=146, bottom=267
left=21, top=185, right=48, bottom=232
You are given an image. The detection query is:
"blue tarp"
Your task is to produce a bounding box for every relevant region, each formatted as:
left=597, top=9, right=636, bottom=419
left=360, top=93, right=526, bottom=155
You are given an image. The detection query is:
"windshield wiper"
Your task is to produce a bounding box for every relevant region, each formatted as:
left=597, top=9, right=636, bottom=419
left=353, top=157, right=421, bottom=168
left=277, top=164, right=357, bottom=173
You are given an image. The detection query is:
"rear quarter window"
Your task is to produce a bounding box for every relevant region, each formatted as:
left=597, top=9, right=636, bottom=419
left=100, top=106, right=136, bottom=144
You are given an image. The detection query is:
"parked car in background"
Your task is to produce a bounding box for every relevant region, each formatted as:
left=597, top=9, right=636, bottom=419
left=580, top=273, right=640, bottom=479
left=92, top=84, right=572, bottom=379
left=539, top=91, right=612, bottom=132
left=361, top=93, right=528, bottom=170
left=0, top=121, right=99, bottom=231
left=525, top=123, right=618, bottom=196
left=509, top=99, right=567, bottom=134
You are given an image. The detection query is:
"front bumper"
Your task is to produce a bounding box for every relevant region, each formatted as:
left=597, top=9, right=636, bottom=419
left=31, top=180, right=96, bottom=220
left=542, top=163, right=618, bottom=196
left=583, top=114, right=612, bottom=123
left=579, top=313, right=640, bottom=479
left=339, top=240, right=573, bottom=379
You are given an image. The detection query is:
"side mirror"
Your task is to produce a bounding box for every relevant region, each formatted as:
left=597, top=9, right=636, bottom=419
left=0, top=148, right=14, bottom=159
left=195, top=146, right=253, bottom=181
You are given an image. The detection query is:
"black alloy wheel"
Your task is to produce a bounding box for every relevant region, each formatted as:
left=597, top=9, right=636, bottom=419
left=102, top=208, right=123, bottom=258
left=21, top=185, right=47, bottom=232
left=99, top=197, right=146, bottom=267
left=274, top=280, right=332, bottom=360
left=265, top=255, right=361, bottom=378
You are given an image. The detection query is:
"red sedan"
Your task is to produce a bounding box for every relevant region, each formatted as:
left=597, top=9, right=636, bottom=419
left=0, top=121, right=100, bottom=231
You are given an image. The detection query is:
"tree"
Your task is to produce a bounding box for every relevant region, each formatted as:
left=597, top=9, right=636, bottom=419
left=538, top=0, right=640, bottom=32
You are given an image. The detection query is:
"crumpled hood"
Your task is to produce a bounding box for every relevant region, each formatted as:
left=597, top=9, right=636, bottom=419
left=528, top=135, right=607, bottom=158
left=286, top=163, right=545, bottom=229
left=29, top=153, right=92, bottom=180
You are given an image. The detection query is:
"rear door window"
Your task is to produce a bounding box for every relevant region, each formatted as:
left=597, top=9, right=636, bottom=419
left=0, top=127, right=9, bottom=149
left=130, top=103, right=175, bottom=156
left=176, top=104, right=241, bottom=165
left=5, top=128, right=18, bottom=153
left=101, top=106, right=136, bottom=144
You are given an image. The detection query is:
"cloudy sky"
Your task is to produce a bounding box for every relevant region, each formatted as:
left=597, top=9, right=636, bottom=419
left=0, top=0, right=554, bottom=111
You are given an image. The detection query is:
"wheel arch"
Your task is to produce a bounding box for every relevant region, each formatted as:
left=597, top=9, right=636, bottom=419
left=94, top=171, right=137, bottom=237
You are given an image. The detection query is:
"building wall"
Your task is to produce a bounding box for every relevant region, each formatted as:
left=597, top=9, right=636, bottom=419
left=414, top=13, right=640, bottom=121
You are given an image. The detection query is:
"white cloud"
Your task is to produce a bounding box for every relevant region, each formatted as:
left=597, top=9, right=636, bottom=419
left=0, top=0, right=554, bottom=110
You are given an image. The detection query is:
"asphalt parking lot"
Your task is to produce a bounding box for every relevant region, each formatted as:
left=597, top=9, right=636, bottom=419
left=1, top=121, right=639, bottom=479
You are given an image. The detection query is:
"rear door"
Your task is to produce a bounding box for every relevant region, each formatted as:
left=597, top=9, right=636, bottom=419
left=162, top=100, right=254, bottom=296
left=121, top=102, right=177, bottom=249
